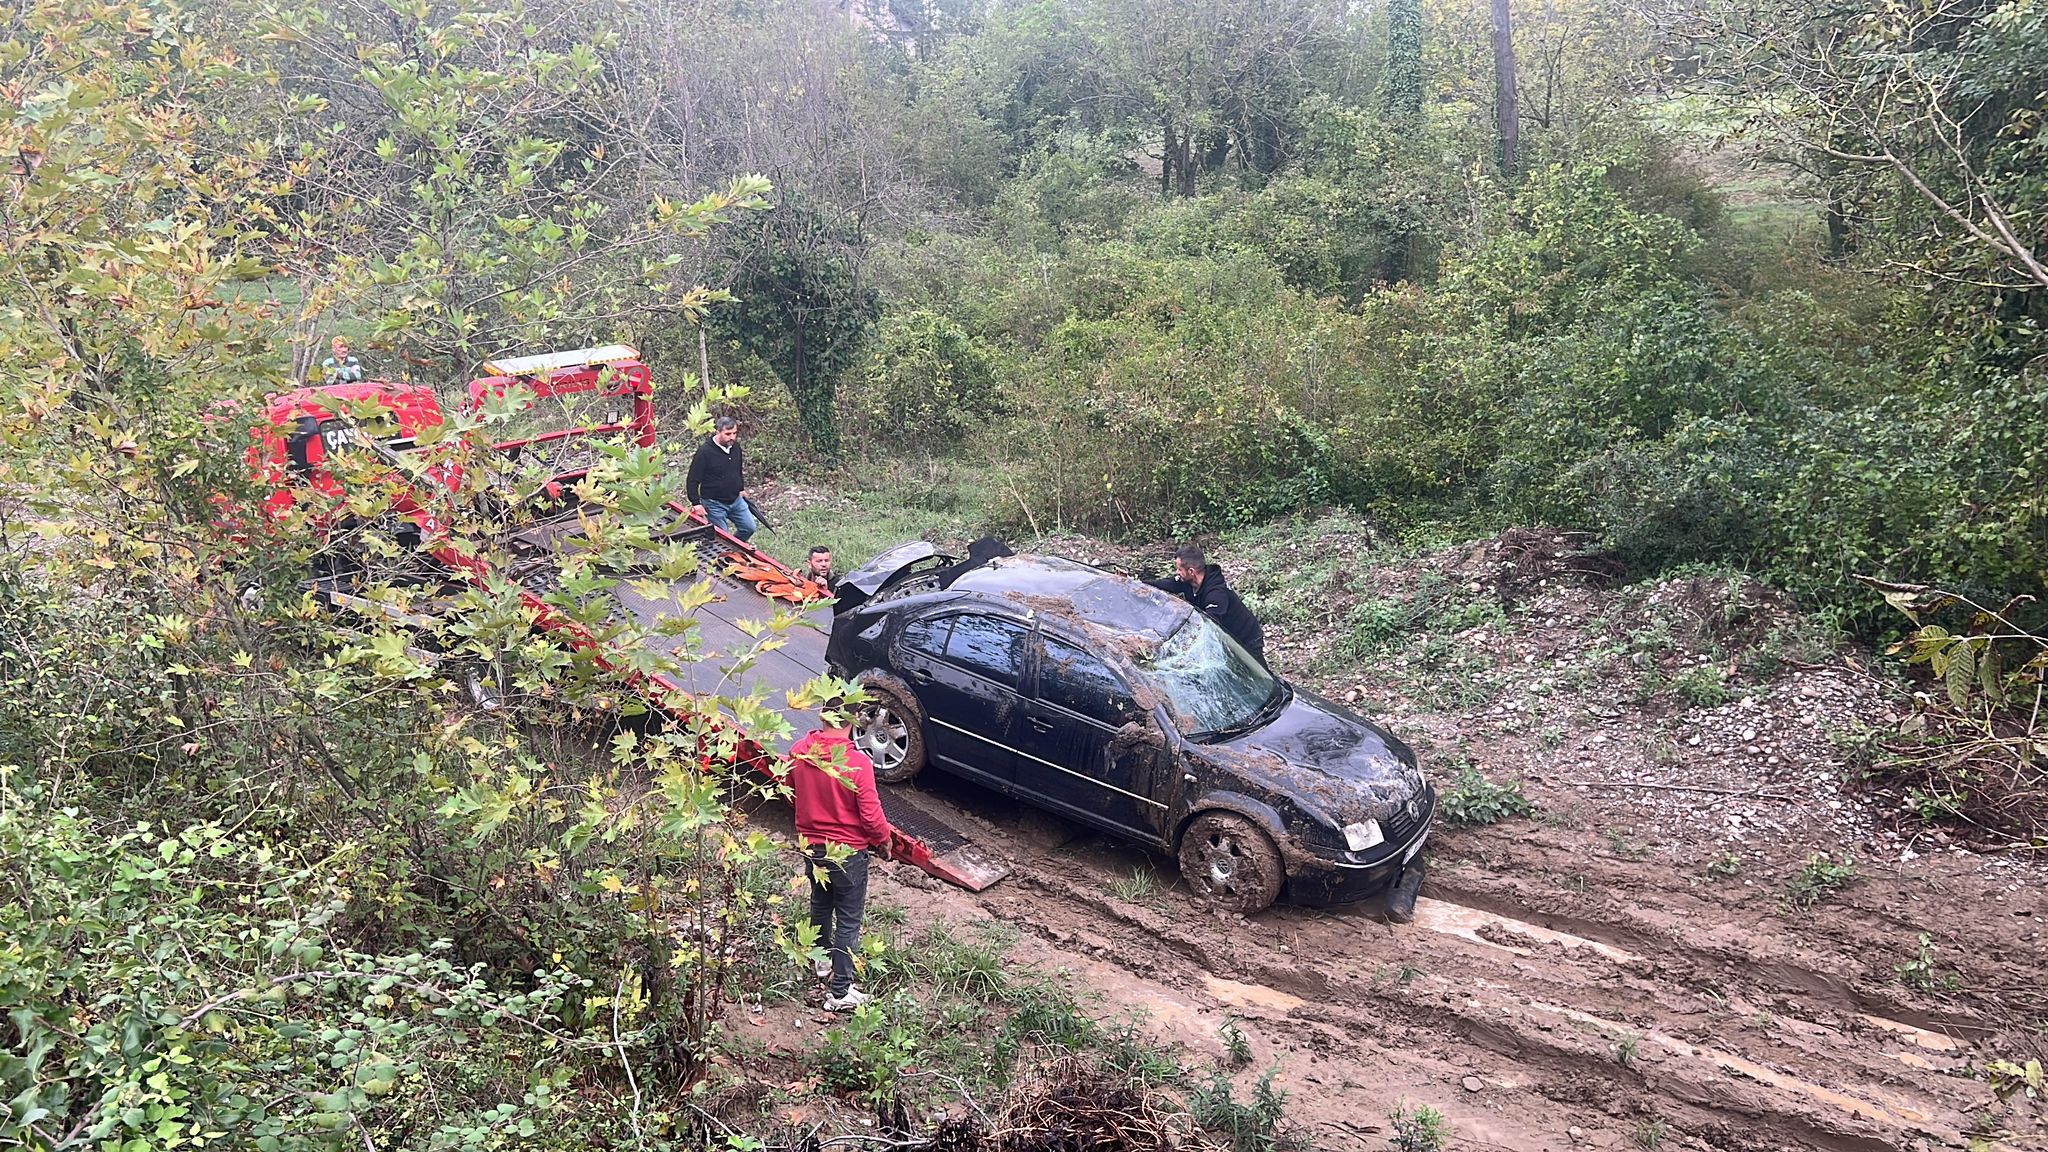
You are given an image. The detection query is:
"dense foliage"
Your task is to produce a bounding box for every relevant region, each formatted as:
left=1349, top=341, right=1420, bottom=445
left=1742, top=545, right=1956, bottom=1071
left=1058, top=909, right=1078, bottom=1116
left=4, top=0, right=2046, bottom=1143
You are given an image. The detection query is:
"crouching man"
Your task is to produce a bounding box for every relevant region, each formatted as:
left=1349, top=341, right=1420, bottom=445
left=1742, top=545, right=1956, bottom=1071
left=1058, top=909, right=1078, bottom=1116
left=1146, top=545, right=1267, bottom=667
left=787, top=691, right=896, bottom=1011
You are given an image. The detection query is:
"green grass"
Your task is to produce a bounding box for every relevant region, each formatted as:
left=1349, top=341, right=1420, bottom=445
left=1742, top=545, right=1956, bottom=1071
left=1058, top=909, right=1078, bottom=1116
left=1107, top=866, right=1164, bottom=904
left=1703, top=853, right=1744, bottom=880
left=1219, top=1018, right=1253, bottom=1068
left=756, top=460, right=1000, bottom=574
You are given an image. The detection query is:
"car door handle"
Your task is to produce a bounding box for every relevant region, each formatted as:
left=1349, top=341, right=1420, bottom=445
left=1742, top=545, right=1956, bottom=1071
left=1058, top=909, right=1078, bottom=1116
left=1026, top=717, right=1054, bottom=734
left=905, top=667, right=931, bottom=685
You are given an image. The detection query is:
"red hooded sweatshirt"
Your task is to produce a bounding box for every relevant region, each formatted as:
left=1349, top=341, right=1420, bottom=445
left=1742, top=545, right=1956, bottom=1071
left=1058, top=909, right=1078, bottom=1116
left=788, top=730, right=893, bottom=851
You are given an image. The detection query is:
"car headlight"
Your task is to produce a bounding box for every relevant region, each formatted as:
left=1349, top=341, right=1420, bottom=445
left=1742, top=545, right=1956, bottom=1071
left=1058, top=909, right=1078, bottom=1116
left=1343, top=819, right=1384, bottom=852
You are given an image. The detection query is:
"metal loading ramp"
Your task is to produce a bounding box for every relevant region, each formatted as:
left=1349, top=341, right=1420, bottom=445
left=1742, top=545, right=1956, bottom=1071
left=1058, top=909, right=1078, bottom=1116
left=570, top=518, right=1010, bottom=891
left=879, top=786, right=1011, bottom=891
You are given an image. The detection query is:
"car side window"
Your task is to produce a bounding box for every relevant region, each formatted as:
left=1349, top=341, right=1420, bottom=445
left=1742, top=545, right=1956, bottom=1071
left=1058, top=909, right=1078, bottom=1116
left=941, top=614, right=1028, bottom=687
left=897, top=615, right=952, bottom=659
left=1038, top=636, right=1141, bottom=727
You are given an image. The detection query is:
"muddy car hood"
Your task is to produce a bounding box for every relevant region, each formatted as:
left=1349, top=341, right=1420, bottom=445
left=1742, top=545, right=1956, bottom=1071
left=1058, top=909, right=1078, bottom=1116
left=1206, top=689, right=1423, bottom=824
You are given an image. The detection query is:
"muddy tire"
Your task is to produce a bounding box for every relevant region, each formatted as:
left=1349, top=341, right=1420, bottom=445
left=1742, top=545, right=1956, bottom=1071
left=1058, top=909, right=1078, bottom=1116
left=853, top=678, right=926, bottom=784
left=1177, top=811, right=1286, bottom=914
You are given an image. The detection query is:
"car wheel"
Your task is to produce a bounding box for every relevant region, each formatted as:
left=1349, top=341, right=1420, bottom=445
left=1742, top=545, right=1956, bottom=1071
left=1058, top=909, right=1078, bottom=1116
left=853, top=679, right=926, bottom=784
left=1177, top=811, right=1285, bottom=914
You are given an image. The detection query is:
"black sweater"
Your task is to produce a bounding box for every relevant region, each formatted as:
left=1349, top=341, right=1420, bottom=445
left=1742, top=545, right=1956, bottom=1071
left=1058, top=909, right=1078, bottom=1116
left=686, top=438, right=745, bottom=505
left=1146, top=565, right=1265, bottom=664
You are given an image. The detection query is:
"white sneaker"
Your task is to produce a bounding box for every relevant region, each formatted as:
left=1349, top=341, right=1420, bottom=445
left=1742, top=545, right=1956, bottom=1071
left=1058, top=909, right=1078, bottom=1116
left=823, top=987, right=871, bottom=1012
left=812, top=957, right=832, bottom=980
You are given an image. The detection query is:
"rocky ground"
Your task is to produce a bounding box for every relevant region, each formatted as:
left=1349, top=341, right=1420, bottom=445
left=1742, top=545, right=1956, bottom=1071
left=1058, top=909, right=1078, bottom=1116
left=735, top=496, right=2048, bottom=1150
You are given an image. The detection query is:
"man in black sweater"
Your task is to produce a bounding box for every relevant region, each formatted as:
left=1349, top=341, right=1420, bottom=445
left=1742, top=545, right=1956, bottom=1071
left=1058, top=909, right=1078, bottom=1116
left=686, top=416, right=756, bottom=541
left=1145, top=545, right=1266, bottom=667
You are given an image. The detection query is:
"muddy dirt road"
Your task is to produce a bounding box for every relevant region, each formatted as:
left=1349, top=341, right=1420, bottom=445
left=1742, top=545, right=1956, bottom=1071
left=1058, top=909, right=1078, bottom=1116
left=795, top=524, right=2046, bottom=1151
left=848, top=766, right=2044, bottom=1152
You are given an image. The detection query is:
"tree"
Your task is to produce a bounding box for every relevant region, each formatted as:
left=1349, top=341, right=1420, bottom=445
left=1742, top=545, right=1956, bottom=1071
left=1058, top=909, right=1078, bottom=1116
left=1686, top=0, right=2048, bottom=296
left=241, top=0, right=768, bottom=382
left=713, top=200, right=881, bottom=455
left=1383, top=0, right=1426, bottom=123
left=1088, top=0, right=1347, bottom=196
left=1, top=1, right=826, bottom=1143
left=1492, top=0, right=1520, bottom=177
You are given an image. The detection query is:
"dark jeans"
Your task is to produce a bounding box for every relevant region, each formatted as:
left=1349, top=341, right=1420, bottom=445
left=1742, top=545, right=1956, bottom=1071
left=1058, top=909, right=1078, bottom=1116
left=805, top=846, right=871, bottom=996
left=701, top=497, right=757, bottom=542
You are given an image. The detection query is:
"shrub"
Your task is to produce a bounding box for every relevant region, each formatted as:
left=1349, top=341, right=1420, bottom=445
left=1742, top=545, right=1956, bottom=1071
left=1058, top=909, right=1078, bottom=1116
left=851, top=308, right=1002, bottom=456
left=0, top=792, right=617, bottom=1150
left=819, top=1002, right=924, bottom=1102
left=1670, top=664, right=1734, bottom=708
left=1188, top=1066, right=1296, bottom=1152
left=1390, top=1101, right=1449, bottom=1152
left=1438, top=763, right=1536, bottom=827
left=994, top=248, right=1348, bottom=536
left=1786, top=852, right=1859, bottom=909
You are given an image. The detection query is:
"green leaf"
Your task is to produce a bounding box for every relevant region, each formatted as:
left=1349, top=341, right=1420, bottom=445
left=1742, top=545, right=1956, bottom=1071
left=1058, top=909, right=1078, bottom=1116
left=1945, top=642, right=1976, bottom=709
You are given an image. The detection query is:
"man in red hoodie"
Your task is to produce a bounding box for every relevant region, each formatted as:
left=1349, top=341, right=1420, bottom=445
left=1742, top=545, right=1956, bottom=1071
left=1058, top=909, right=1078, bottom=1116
left=787, top=694, right=896, bottom=1011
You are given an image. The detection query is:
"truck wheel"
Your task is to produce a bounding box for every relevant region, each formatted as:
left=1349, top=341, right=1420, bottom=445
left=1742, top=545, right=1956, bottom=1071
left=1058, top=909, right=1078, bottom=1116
left=1178, top=811, right=1285, bottom=914
left=853, top=679, right=926, bottom=784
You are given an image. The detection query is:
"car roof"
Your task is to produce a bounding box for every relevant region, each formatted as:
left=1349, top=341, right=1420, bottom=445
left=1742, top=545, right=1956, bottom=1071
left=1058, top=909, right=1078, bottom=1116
left=951, top=555, right=1191, bottom=643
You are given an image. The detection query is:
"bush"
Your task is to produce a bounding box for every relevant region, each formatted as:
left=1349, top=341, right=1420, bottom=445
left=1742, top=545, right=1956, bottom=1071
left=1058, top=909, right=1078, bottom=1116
left=850, top=308, right=1002, bottom=456
left=0, top=790, right=616, bottom=1150
left=1187, top=1066, right=1297, bottom=1152
left=1786, top=852, right=1859, bottom=909
left=1390, top=1101, right=1449, bottom=1152
left=1670, top=664, right=1734, bottom=708
left=993, top=247, right=1349, bottom=536
left=1437, top=763, right=1536, bottom=827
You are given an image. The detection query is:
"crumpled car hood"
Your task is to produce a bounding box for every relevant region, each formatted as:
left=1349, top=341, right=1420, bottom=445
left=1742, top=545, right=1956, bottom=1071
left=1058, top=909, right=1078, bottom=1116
left=1207, top=688, right=1423, bottom=824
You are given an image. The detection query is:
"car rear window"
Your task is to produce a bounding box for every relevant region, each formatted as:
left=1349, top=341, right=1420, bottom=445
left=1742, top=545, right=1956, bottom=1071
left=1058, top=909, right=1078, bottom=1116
left=942, top=614, right=1028, bottom=687
left=1038, top=636, right=1140, bottom=728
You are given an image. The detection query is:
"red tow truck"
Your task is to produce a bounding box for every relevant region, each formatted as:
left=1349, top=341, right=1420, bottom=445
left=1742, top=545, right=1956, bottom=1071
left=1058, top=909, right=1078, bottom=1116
left=250, top=344, right=1005, bottom=890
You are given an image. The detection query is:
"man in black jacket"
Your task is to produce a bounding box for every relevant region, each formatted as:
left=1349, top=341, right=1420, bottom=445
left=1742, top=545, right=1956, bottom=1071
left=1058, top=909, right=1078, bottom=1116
left=686, top=416, right=756, bottom=541
left=1146, top=546, right=1266, bottom=667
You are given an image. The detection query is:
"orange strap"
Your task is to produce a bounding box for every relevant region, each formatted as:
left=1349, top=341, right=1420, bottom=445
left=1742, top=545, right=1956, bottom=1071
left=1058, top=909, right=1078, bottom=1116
left=726, top=560, right=828, bottom=604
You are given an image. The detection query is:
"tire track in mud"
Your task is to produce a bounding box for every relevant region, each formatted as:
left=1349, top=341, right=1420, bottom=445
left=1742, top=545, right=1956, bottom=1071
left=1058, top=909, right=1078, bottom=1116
left=1422, top=831, right=2043, bottom=1050
left=897, top=803, right=2030, bottom=1152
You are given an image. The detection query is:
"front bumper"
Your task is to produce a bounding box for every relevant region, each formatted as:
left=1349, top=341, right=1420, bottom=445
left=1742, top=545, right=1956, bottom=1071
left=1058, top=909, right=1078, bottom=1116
left=1283, top=785, right=1436, bottom=907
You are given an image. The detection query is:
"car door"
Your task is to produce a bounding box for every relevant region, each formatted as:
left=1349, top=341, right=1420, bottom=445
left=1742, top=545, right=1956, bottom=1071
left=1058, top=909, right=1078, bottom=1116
left=1012, top=633, right=1174, bottom=843
left=890, top=611, right=1029, bottom=786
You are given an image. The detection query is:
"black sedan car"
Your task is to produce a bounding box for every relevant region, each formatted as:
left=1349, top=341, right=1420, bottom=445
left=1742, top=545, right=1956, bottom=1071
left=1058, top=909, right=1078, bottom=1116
left=826, top=542, right=1435, bottom=917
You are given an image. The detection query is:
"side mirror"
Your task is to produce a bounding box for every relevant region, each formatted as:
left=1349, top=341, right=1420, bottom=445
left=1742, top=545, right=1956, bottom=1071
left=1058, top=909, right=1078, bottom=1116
left=1115, top=720, right=1166, bottom=750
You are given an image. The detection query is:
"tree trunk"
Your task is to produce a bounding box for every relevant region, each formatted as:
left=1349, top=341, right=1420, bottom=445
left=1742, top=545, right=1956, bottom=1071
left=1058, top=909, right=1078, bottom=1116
left=1491, top=0, right=1519, bottom=179
left=1161, top=119, right=1197, bottom=199
left=1383, top=0, right=1424, bottom=123
left=1161, top=121, right=1176, bottom=198
left=1826, top=190, right=1854, bottom=260
left=787, top=318, right=840, bottom=457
